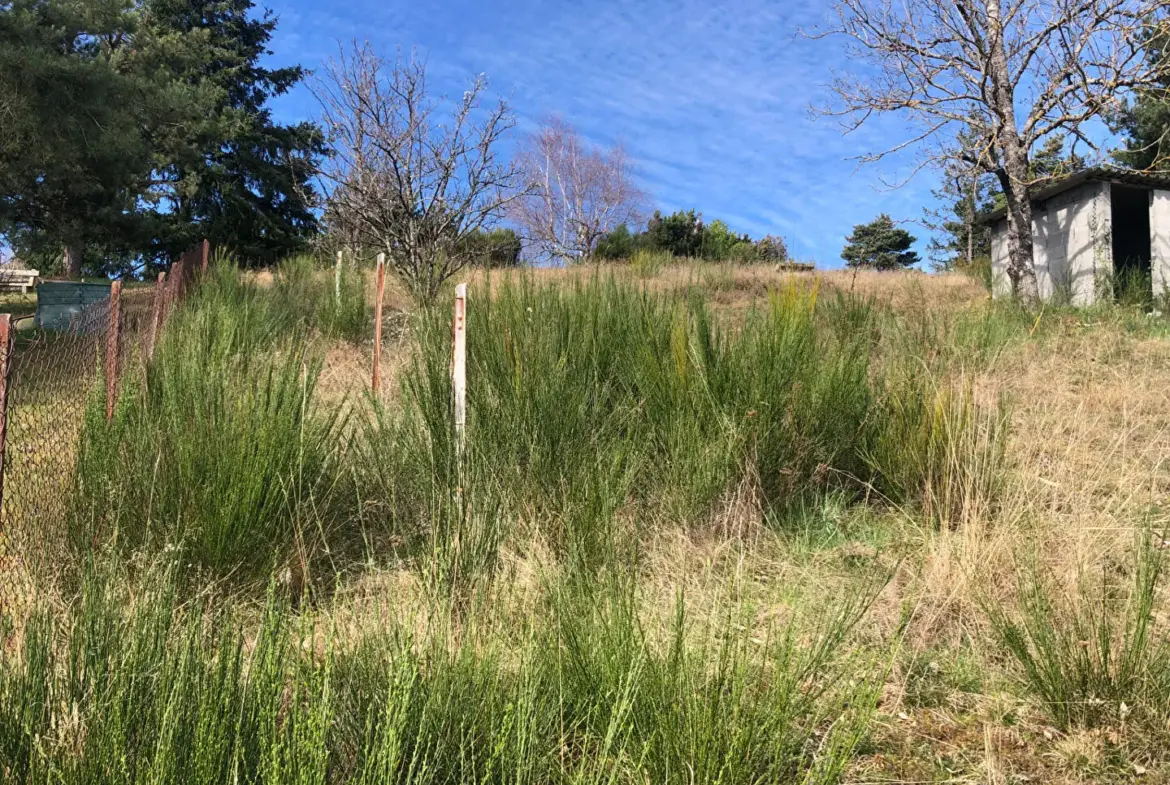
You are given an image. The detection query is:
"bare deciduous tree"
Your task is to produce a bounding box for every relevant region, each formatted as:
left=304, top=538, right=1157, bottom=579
left=314, top=42, right=525, bottom=300
left=816, top=1, right=1170, bottom=300
left=512, top=116, right=647, bottom=262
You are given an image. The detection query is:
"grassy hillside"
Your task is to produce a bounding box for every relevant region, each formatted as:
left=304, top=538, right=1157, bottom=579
left=3, top=261, right=1170, bottom=783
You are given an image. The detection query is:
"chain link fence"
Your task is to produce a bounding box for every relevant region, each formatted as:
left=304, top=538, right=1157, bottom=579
left=0, top=245, right=427, bottom=618
left=0, top=245, right=206, bottom=617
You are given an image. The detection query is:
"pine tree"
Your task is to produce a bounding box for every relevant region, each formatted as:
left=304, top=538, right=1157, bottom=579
left=138, top=0, right=326, bottom=267
left=1114, top=19, right=1170, bottom=171
left=841, top=214, right=920, bottom=271
left=0, top=0, right=325, bottom=275
left=0, top=0, right=160, bottom=275
left=923, top=165, right=998, bottom=272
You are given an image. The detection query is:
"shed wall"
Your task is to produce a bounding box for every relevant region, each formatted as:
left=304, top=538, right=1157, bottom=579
left=990, top=222, right=1010, bottom=298
left=1152, top=190, right=1170, bottom=297
left=990, top=181, right=1111, bottom=304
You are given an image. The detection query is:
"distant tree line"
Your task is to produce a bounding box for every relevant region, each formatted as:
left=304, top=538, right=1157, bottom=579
left=16, top=0, right=1170, bottom=298
left=593, top=210, right=789, bottom=264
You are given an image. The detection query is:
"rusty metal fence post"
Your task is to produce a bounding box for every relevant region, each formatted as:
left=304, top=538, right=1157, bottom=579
left=0, top=315, right=13, bottom=524
left=106, top=280, right=122, bottom=422
left=372, top=253, right=386, bottom=398
left=166, top=260, right=185, bottom=320
left=147, top=271, right=166, bottom=361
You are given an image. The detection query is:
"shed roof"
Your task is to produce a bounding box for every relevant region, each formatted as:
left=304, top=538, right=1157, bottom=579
left=980, top=167, right=1170, bottom=224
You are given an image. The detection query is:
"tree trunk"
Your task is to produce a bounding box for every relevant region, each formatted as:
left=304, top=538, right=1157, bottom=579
left=997, top=173, right=1037, bottom=298
left=966, top=174, right=976, bottom=268
left=62, top=243, right=83, bottom=280
left=987, top=1, right=1039, bottom=302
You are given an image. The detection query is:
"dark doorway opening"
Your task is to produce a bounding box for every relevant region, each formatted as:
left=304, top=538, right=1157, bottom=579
left=1111, top=185, right=1152, bottom=303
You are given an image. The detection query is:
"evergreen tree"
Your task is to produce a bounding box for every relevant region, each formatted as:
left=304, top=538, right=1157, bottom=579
left=1114, top=18, right=1170, bottom=171
left=594, top=224, right=639, bottom=260
left=0, top=0, right=162, bottom=275
left=645, top=210, right=704, bottom=257
left=923, top=166, right=998, bottom=272
left=137, top=0, right=326, bottom=267
left=460, top=227, right=523, bottom=267
left=841, top=214, right=920, bottom=270
left=699, top=219, right=745, bottom=261
left=0, top=0, right=324, bottom=275
left=1029, top=136, right=1087, bottom=179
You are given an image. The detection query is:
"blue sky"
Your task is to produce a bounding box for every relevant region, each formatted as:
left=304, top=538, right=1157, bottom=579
left=264, top=0, right=941, bottom=268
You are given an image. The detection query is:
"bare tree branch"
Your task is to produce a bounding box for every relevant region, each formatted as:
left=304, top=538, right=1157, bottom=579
left=313, top=41, right=527, bottom=301
left=510, top=116, right=648, bottom=262
left=811, top=0, right=1170, bottom=300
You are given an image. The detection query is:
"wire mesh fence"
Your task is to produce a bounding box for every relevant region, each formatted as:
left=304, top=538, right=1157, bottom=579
left=0, top=242, right=426, bottom=616
left=0, top=242, right=207, bottom=616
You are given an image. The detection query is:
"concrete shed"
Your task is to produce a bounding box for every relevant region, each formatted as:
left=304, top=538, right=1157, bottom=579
left=985, top=168, right=1170, bottom=305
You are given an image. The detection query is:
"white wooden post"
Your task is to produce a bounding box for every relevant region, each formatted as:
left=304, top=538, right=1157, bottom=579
left=452, top=283, right=468, bottom=464
left=372, top=253, right=385, bottom=398
left=335, top=249, right=343, bottom=305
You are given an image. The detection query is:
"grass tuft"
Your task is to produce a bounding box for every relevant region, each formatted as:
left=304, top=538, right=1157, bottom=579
left=985, top=530, right=1170, bottom=731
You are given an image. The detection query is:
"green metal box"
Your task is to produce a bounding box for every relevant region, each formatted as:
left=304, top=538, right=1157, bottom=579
left=34, top=281, right=111, bottom=331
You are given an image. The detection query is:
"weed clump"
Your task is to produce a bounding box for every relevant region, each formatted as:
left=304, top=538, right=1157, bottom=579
left=986, top=531, right=1170, bottom=731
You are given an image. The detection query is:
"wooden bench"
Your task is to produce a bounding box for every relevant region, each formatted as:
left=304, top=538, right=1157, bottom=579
left=0, top=268, right=40, bottom=294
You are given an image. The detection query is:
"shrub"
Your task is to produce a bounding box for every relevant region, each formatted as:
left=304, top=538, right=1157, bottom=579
left=274, top=254, right=371, bottom=342
left=460, top=227, right=524, bottom=268
left=629, top=247, right=671, bottom=277
left=728, top=241, right=759, bottom=263
left=955, top=254, right=993, bottom=291
left=594, top=224, right=638, bottom=261
left=755, top=234, right=789, bottom=262
left=362, top=272, right=1006, bottom=551
left=863, top=378, right=1010, bottom=528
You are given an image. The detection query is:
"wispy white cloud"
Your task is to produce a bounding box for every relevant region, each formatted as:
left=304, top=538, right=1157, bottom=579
left=266, top=0, right=945, bottom=267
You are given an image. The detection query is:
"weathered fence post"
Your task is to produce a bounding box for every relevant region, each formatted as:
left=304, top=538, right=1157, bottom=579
left=335, top=250, right=343, bottom=305
left=0, top=315, right=14, bottom=522
left=200, top=238, right=210, bottom=274
left=169, top=259, right=185, bottom=313
left=372, top=253, right=386, bottom=398
left=452, top=283, right=467, bottom=464
left=106, top=280, right=122, bottom=422
left=147, top=271, right=167, bottom=361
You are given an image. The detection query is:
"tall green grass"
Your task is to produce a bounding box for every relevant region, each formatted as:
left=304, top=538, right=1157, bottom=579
left=65, top=266, right=1010, bottom=588
left=72, top=267, right=345, bottom=578
left=273, top=254, right=371, bottom=343
left=14, top=263, right=1025, bottom=781
left=864, top=379, right=1010, bottom=529
left=360, top=273, right=1009, bottom=562
left=0, top=565, right=881, bottom=785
